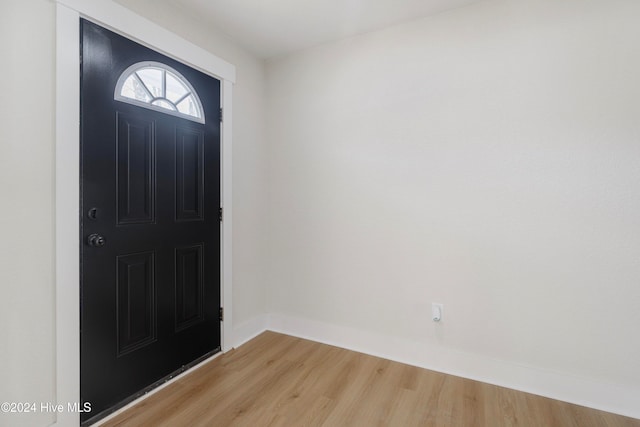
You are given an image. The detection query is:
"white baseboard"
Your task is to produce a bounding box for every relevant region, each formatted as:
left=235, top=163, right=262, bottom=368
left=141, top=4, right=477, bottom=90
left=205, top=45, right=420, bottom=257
left=231, top=314, right=269, bottom=349
left=266, top=312, right=640, bottom=420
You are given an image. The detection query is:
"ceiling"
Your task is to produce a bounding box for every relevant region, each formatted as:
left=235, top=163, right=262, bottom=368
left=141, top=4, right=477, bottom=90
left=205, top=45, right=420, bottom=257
left=154, top=0, right=482, bottom=58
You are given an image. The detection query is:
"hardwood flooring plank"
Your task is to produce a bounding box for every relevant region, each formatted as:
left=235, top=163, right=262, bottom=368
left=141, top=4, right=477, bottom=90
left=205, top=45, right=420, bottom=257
left=414, top=369, right=448, bottom=426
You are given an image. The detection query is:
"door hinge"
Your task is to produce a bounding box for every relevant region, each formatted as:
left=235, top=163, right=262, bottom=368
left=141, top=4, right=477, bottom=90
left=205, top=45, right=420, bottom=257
left=219, top=107, right=223, bottom=122
left=218, top=207, right=223, bottom=222
left=219, top=307, right=224, bottom=322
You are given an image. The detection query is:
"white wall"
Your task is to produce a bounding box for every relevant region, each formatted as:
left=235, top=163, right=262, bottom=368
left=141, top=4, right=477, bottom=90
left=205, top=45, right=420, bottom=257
left=266, top=0, right=640, bottom=416
left=0, top=1, right=56, bottom=426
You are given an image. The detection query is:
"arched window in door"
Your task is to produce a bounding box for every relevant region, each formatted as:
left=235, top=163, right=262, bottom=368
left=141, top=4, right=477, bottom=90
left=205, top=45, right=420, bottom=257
left=115, top=61, right=205, bottom=123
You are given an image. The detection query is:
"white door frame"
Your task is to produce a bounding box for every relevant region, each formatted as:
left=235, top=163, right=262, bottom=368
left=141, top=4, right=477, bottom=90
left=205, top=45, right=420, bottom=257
left=55, top=1, right=235, bottom=425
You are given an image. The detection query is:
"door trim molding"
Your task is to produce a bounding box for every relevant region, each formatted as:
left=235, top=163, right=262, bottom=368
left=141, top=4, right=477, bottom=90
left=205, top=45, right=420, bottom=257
left=55, top=2, right=235, bottom=425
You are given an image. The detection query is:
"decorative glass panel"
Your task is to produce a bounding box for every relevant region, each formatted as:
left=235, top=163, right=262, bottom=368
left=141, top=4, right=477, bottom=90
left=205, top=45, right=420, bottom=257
left=137, top=68, right=162, bottom=97
left=166, top=73, right=189, bottom=103
left=115, top=61, right=205, bottom=124
left=176, top=95, right=199, bottom=117
left=121, top=75, right=152, bottom=103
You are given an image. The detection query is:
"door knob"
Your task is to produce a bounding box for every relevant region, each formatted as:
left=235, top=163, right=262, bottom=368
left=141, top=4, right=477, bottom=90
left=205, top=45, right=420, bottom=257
left=87, top=233, right=106, bottom=247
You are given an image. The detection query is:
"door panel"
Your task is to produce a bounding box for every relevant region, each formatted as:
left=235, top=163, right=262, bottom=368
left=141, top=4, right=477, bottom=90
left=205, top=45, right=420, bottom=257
left=175, top=127, right=205, bottom=221
left=80, top=19, right=221, bottom=425
left=175, top=244, right=204, bottom=331
left=116, top=251, right=157, bottom=355
left=116, top=113, right=156, bottom=225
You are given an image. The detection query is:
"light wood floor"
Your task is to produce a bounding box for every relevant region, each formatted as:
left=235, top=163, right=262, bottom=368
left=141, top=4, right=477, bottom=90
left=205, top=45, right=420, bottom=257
left=101, top=331, right=640, bottom=427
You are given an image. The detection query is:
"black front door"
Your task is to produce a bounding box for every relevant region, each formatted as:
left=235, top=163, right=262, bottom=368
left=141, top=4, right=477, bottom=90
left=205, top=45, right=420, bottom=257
left=80, top=20, right=221, bottom=424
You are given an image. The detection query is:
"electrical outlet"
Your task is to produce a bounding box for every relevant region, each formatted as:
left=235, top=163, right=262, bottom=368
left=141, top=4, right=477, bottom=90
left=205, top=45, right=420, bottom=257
left=432, top=303, right=443, bottom=322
